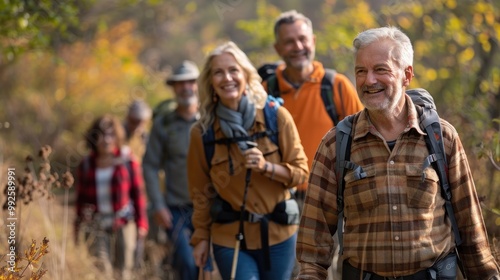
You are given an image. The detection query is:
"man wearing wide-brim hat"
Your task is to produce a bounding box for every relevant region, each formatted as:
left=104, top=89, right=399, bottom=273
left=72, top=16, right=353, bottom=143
left=166, top=60, right=199, bottom=86
left=143, top=60, right=202, bottom=280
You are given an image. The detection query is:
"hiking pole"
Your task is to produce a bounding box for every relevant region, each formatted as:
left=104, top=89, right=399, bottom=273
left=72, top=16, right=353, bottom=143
left=230, top=141, right=257, bottom=280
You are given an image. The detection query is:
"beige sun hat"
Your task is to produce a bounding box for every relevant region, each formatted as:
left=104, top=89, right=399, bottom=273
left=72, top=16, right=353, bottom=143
left=166, top=60, right=200, bottom=85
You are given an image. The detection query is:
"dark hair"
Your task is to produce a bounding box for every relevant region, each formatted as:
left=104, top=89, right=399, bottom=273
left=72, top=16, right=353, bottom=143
left=84, top=114, right=125, bottom=153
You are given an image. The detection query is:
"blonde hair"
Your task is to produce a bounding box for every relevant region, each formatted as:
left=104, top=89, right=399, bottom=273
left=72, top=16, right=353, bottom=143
left=197, top=41, right=267, bottom=133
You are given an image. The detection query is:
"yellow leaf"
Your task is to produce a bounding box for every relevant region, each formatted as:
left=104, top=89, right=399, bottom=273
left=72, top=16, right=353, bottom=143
left=485, top=12, right=495, bottom=26
left=447, top=16, right=462, bottom=32
left=423, top=16, right=434, bottom=29
left=426, top=69, right=437, bottom=81
left=473, top=13, right=483, bottom=28
left=478, top=33, right=491, bottom=52
left=412, top=4, right=424, bottom=18
left=445, top=0, right=457, bottom=9
left=438, top=68, right=450, bottom=79
left=398, top=16, right=412, bottom=29
left=459, top=47, right=475, bottom=62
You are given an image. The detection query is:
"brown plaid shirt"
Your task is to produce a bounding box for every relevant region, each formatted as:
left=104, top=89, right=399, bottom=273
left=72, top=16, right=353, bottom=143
left=296, top=95, right=500, bottom=279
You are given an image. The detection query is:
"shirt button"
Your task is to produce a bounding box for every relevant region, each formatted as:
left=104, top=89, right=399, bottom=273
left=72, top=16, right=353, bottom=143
left=392, top=205, right=398, bottom=210
left=389, top=160, right=395, bottom=165
left=395, top=236, right=400, bottom=241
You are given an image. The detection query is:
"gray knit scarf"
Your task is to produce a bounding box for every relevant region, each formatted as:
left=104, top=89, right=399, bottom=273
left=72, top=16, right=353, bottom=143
left=216, top=94, right=256, bottom=151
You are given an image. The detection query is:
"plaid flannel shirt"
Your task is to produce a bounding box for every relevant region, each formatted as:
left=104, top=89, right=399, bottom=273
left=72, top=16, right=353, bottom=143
left=296, top=95, right=500, bottom=279
left=75, top=150, right=149, bottom=232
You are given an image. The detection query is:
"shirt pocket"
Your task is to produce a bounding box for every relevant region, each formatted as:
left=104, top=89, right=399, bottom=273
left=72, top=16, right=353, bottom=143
left=209, top=152, right=245, bottom=188
left=344, top=165, right=378, bottom=212
left=258, top=136, right=280, bottom=160
left=406, top=164, right=440, bottom=209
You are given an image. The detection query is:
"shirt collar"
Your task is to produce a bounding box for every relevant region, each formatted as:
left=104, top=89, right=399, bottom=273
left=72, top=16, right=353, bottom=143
left=353, top=93, right=426, bottom=141
left=275, top=61, right=325, bottom=92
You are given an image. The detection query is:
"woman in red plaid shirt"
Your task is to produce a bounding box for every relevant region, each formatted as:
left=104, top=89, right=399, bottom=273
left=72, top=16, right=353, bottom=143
left=74, top=114, right=148, bottom=280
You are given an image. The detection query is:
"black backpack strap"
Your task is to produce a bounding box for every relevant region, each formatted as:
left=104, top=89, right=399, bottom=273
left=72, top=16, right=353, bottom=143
left=266, top=74, right=280, bottom=98
left=202, top=126, right=216, bottom=170
left=418, top=106, right=462, bottom=247
left=321, top=69, right=339, bottom=126
left=335, top=114, right=356, bottom=255
left=268, top=69, right=339, bottom=126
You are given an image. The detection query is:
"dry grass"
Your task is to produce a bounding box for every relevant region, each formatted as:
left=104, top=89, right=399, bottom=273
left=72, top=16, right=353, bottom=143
left=0, top=237, right=49, bottom=280
left=0, top=180, right=105, bottom=280
left=0, top=146, right=219, bottom=279
left=0, top=146, right=109, bottom=280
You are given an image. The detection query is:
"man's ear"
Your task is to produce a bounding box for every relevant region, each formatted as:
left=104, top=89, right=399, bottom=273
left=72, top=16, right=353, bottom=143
left=273, top=42, right=280, bottom=56
left=403, top=66, right=413, bottom=87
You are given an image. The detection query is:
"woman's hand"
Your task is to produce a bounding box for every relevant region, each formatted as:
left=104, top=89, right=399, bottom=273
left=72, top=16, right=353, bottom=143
left=137, top=227, right=148, bottom=239
left=193, top=240, right=210, bottom=268
left=243, top=147, right=267, bottom=173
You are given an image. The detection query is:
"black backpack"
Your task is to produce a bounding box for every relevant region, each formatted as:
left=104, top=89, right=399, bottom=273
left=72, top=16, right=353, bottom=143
left=266, top=68, right=341, bottom=126
left=335, top=88, right=463, bottom=257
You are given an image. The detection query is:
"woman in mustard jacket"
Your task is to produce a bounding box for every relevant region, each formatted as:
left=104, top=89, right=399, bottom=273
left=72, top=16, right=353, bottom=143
left=187, top=41, right=309, bottom=280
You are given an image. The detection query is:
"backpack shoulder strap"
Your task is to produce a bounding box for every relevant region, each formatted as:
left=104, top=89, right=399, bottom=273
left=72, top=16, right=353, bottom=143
left=335, top=114, right=356, bottom=255
left=152, top=98, right=177, bottom=119
left=202, top=126, right=216, bottom=170
left=266, top=74, right=280, bottom=98
left=417, top=105, right=462, bottom=247
left=321, top=68, right=339, bottom=126
left=406, top=88, right=462, bottom=247
left=262, top=95, right=283, bottom=147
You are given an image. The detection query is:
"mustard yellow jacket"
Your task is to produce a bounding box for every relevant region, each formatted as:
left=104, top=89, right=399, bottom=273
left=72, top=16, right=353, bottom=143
left=187, top=106, right=309, bottom=249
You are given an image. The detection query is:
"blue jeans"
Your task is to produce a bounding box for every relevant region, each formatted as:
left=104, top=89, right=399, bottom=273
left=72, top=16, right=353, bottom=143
left=166, top=205, right=198, bottom=280
left=213, top=233, right=297, bottom=280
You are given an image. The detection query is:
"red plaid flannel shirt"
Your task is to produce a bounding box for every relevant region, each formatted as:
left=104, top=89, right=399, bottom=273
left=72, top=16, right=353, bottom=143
left=75, top=150, right=148, bottom=232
